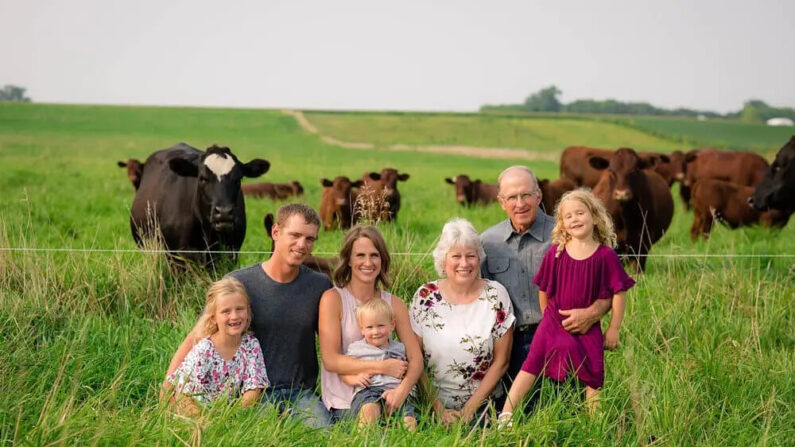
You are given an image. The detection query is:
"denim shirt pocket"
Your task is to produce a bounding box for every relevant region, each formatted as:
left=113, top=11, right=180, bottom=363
left=486, top=256, right=509, bottom=273
left=487, top=256, right=520, bottom=303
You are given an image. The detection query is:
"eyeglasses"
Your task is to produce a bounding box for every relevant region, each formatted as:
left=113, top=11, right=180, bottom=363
left=499, top=191, right=538, bottom=205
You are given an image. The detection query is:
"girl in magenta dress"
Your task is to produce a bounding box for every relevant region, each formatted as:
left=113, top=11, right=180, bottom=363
left=500, top=189, right=634, bottom=423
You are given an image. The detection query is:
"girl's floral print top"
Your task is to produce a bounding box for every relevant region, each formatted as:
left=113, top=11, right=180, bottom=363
left=410, top=280, right=515, bottom=409
left=167, top=333, right=269, bottom=404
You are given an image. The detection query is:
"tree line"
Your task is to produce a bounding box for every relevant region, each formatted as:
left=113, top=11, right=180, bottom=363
left=0, top=85, right=32, bottom=102
left=480, top=86, right=795, bottom=123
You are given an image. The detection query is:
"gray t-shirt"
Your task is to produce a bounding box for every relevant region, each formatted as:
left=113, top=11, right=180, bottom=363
left=227, top=263, right=332, bottom=391
left=481, top=212, right=554, bottom=327
left=345, top=339, right=406, bottom=393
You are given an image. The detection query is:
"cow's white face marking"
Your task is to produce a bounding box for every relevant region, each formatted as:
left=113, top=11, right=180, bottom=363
left=204, top=154, right=235, bottom=181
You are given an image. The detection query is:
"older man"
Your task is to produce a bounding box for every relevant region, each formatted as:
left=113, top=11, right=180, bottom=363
left=481, top=166, right=612, bottom=380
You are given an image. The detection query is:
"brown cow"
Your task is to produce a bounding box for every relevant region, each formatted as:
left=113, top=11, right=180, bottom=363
left=444, top=175, right=498, bottom=206
left=690, top=178, right=791, bottom=241
left=667, top=150, right=687, bottom=184
left=319, top=176, right=363, bottom=231
left=538, top=177, right=576, bottom=214
left=590, top=148, right=674, bottom=271
left=242, top=181, right=304, bottom=200
left=562, top=147, right=681, bottom=189
left=637, top=151, right=689, bottom=187
left=560, top=146, right=613, bottom=188
left=117, top=159, right=145, bottom=190
left=264, top=213, right=337, bottom=276
left=357, top=168, right=410, bottom=222
left=680, top=148, right=769, bottom=210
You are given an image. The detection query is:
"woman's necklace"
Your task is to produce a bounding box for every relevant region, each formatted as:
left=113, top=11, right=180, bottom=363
left=347, top=285, right=379, bottom=307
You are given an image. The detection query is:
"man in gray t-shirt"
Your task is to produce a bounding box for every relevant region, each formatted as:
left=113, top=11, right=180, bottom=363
left=481, top=166, right=612, bottom=380
left=164, top=204, right=333, bottom=427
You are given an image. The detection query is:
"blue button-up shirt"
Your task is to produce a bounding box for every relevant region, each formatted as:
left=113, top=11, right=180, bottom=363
left=480, top=211, right=554, bottom=327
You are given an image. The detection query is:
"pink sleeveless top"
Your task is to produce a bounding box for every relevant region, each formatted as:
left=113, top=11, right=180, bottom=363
left=321, top=287, right=392, bottom=410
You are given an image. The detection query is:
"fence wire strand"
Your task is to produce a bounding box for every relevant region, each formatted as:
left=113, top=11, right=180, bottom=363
left=0, top=247, right=793, bottom=258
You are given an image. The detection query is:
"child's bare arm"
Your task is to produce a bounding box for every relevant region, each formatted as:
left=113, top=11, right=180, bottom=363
left=164, top=316, right=205, bottom=378
left=340, top=372, right=371, bottom=387
left=173, top=393, right=201, bottom=417
left=241, top=389, right=262, bottom=408
left=604, top=291, right=626, bottom=350
left=538, top=290, right=548, bottom=313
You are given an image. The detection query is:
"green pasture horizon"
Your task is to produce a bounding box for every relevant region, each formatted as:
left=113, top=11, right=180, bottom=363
left=0, top=102, right=792, bottom=445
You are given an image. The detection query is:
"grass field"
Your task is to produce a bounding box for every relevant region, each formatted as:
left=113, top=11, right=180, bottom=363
left=614, top=116, right=794, bottom=153
left=304, top=111, right=683, bottom=154
left=1, top=103, right=793, bottom=446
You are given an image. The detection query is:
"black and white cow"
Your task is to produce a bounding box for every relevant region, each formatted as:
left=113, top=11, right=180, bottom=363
left=750, top=136, right=795, bottom=212
left=130, top=143, right=270, bottom=267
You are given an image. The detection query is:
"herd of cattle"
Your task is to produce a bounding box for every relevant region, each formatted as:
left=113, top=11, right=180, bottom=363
left=118, top=136, right=794, bottom=272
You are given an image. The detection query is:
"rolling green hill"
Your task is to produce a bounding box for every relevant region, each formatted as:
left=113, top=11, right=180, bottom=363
left=304, top=111, right=683, bottom=154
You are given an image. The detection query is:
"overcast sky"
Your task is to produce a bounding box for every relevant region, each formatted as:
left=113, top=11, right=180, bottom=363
left=1, top=0, right=793, bottom=113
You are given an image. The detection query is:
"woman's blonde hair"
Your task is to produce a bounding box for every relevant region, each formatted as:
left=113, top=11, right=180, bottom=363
left=551, top=188, right=617, bottom=257
left=200, top=277, right=252, bottom=337
left=332, top=225, right=391, bottom=289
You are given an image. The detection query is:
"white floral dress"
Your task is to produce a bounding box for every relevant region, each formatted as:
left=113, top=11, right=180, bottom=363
left=167, top=333, right=270, bottom=404
left=410, top=280, right=515, bottom=409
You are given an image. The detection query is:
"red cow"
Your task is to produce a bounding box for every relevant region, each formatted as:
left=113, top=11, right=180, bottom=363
left=680, top=149, right=769, bottom=210
left=690, top=179, right=791, bottom=241
left=560, top=146, right=614, bottom=188
left=264, top=213, right=337, bottom=276
left=637, top=151, right=689, bottom=187
left=242, top=181, right=304, bottom=200
left=444, top=175, right=498, bottom=206
left=357, top=168, right=410, bottom=222
left=590, top=148, right=674, bottom=271
left=319, top=176, right=363, bottom=231
left=117, top=158, right=145, bottom=190
left=538, top=177, right=576, bottom=214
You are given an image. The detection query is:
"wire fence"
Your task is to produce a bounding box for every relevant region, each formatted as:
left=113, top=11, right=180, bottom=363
left=0, top=247, right=793, bottom=258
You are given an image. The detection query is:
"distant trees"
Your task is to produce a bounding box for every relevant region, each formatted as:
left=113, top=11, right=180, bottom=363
left=480, top=86, right=791, bottom=121
left=728, top=100, right=795, bottom=123
left=0, top=85, right=32, bottom=102
left=523, top=85, right=562, bottom=112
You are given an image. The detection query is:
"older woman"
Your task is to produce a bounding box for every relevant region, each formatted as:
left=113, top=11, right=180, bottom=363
left=410, top=218, right=515, bottom=425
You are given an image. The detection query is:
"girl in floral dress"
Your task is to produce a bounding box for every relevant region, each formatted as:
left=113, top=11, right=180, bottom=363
left=165, top=278, right=269, bottom=415
left=499, top=189, right=634, bottom=425
left=410, top=218, right=515, bottom=426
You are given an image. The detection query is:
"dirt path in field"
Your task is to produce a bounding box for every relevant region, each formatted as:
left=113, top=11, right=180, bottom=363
left=282, top=110, right=557, bottom=161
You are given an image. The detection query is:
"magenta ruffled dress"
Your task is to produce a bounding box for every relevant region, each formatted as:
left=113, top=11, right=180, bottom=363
left=520, top=244, right=635, bottom=388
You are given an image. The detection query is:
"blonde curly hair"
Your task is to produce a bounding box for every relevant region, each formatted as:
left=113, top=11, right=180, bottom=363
left=551, top=188, right=617, bottom=257
left=200, top=277, right=252, bottom=337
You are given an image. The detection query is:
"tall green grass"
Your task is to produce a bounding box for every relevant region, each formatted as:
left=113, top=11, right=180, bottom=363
left=1, top=103, right=792, bottom=445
